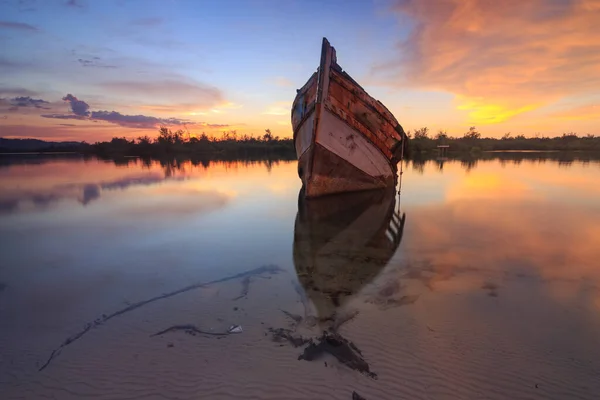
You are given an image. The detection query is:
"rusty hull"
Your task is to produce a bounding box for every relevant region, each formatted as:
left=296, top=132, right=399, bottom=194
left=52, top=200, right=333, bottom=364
left=292, top=38, right=407, bottom=198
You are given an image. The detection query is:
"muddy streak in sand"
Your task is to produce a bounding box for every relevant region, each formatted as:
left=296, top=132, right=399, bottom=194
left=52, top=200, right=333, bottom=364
left=38, top=265, right=283, bottom=372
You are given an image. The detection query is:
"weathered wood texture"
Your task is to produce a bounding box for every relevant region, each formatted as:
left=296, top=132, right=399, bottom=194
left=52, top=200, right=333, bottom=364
left=292, top=72, right=318, bottom=133
left=294, top=112, right=314, bottom=158
left=303, top=144, right=392, bottom=198
left=292, top=38, right=405, bottom=198
left=316, top=109, right=392, bottom=179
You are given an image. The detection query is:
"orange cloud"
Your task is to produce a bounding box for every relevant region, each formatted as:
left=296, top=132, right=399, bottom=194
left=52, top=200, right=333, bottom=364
left=377, top=0, right=600, bottom=125
left=549, top=103, right=600, bottom=121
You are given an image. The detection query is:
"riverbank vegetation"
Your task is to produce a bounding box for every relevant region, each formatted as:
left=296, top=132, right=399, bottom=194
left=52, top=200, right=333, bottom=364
left=2, top=126, right=599, bottom=158
left=90, top=128, right=295, bottom=158
left=406, top=126, right=600, bottom=156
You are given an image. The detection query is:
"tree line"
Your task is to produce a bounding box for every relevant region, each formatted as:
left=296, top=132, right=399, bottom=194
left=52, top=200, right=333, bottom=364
left=406, top=126, right=600, bottom=155
left=90, top=127, right=295, bottom=157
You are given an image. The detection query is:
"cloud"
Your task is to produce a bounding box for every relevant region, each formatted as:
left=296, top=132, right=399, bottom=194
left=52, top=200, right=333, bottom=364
left=131, top=17, right=163, bottom=26
left=100, top=80, right=224, bottom=109
left=40, top=93, right=192, bottom=128
left=65, top=0, right=85, bottom=8
left=77, top=58, right=117, bottom=69
left=192, top=122, right=230, bottom=129
left=40, top=113, right=87, bottom=120
left=376, top=0, right=600, bottom=125
left=89, top=110, right=189, bottom=128
left=62, top=93, right=90, bottom=116
left=42, top=110, right=190, bottom=129
left=549, top=104, right=600, bottom=121
left=9, top=96, right=50, bottom=109
left=263, top=101, right=291, bottom=116
left=0, top=94, right=51, bottom=113
left=0, top=20, right=38, bottom=31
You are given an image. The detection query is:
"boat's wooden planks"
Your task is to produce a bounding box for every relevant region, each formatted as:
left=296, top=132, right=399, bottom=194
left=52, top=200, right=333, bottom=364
left=324, top=96, right=393, bottom=160
left=303, top=144, right=390, bottom=198
left=327, top=71, right=401, bottom=151
left=329, top=68, right=401, bottom=130
left=292, top=73, right=318, bottom=132
left=316, top=109, right=392, bottom=179
left=294, top=112, right=315, bottom=158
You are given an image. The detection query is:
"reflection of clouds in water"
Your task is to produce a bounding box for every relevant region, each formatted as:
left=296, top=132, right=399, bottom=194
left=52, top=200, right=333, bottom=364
left=116, top=189, right=230, bottom=219
left=81, top=184, right=101, bottom=205
left=0, top=173, right=171, bottom=213
left=383, top=199, right=600, bottom=313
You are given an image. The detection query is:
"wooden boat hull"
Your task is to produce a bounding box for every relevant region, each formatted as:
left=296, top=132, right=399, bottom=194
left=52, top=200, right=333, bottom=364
left=292, top=38, right=407, bottom=198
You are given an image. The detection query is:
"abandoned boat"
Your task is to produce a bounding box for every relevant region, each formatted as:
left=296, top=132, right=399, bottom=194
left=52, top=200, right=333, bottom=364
left=292, top=37, right=408, bottom=198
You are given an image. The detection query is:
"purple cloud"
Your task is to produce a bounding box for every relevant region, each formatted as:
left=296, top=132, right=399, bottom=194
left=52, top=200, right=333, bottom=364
left=89, top=110, right=189, bottom=129
left=77, top=58, right=117, bottom=69
left=40, top=113, right=87, bottom=120
left=0, top=21, right=38, bottom=31
left=10, top=96, right=49, bottom=109
left=62, top=94, right=90, bottom=116
left=41, top=93, right=193, bottom=129
left=65, top=0, right=85, bottom=8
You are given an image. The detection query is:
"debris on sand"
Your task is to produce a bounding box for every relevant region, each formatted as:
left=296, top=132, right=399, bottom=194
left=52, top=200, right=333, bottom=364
left=299, top=331, right=376, bottom=379
left=352, top=391, right=367, bottom=400
left=268, top=328, right=377, bottom=379
left=268, top=327, right=310, bottom=347
left=151, top=324, right=230, bottom=337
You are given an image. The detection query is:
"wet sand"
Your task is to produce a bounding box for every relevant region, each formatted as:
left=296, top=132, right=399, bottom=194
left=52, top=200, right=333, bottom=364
left=2, top=261, right=600, bottom=400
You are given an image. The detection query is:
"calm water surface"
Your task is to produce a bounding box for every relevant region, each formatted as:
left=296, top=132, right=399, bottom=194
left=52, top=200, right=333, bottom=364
left=1, top=154, right=599, bottom=399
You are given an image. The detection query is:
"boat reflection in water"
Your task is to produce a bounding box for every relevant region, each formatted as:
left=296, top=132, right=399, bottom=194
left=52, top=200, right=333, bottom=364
left=293, top=187, right=406, bottom=326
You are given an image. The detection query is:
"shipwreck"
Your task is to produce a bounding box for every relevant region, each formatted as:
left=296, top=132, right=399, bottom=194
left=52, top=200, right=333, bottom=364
left=292, top=37, right=408, bottom=198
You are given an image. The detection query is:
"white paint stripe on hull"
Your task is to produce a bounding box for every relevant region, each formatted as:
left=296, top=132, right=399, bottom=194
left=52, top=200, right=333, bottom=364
left=316, top=109, right=392, bottom=179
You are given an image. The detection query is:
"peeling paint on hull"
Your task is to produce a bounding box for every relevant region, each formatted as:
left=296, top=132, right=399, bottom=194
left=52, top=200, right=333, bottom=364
left=292, top=37, right=408, bottom=198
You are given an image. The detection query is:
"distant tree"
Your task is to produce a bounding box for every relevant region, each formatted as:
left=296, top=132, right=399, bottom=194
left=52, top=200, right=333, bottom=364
left=463, top=126, right=481, bottom=140
left=562, top=132, right=578, bottom=140
left=435, top=130, right=448, bottom=141
left=262, top=129, right=274, bottom=142
left=137, top=135, right=152, bottom=145
left=502, top=132, right=512, bottom=140
left=110, top=136, right=132, bottom=145
left=413, top=127, right=429, bottom=140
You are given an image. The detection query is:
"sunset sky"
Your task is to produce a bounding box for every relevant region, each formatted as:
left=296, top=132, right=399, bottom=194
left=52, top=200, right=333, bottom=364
left=1, top=0, right=599, bottom=142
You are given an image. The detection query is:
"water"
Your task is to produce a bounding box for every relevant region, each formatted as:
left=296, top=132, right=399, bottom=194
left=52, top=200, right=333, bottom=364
left=1, top=154, right=599, bottom=399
